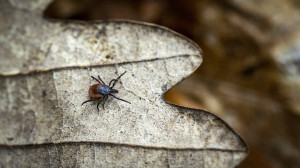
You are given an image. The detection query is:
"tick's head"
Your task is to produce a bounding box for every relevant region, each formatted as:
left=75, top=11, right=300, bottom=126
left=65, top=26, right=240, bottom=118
left=110, top=88, right=118, bottom=94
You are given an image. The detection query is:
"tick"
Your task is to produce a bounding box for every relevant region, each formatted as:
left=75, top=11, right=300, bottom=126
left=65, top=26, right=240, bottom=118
left=82, top=71, right=131, bottom=111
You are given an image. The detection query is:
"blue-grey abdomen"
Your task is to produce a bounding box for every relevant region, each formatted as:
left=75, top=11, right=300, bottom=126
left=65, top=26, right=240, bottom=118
left=97, top=85, right=111, bottom=95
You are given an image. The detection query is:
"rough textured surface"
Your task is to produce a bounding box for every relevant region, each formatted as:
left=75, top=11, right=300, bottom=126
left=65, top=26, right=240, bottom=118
left=0, top=143, right=246, bottom=168
left=0, top=59, right=245, bottom=151
left=0, top=1, right=199, bottom=75
left=0, top=0, right=247, bottom=167
left=42, top=0, right=300, bottom=167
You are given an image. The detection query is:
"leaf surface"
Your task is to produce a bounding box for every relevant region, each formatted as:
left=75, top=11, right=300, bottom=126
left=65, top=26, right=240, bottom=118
left=0, top=0, right=247, bottom=167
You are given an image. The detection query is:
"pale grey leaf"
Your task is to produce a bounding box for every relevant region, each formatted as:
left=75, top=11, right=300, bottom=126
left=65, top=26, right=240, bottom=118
left=0, top=0, right=247, bottom=167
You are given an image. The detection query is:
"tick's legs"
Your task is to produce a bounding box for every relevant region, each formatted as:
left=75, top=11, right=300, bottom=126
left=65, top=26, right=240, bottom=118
left=91, top=76, right=102, bottom=83
left=91, top=75, right=106, bottom=85
left=81, top=98, right=99, bottom=106
left=97, top=97, right=104, bottom=111
left=109, top=79, right=117, bottom=87
left=98, top=75, right=106, bottom=85
left=109, top=94, right=131, bottom=104
left=109, top=71, right=127, bottom=88
left=102, top=96, right=108, bottom=109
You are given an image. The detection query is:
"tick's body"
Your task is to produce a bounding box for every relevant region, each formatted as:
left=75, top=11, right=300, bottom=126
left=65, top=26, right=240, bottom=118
left=82, top=71, right=130, bottom=110
left=88, top=84, right=118, bottom=98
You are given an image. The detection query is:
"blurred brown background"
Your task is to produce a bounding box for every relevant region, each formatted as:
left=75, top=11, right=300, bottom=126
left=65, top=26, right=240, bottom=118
left=44, top=0, right=300, bottom=167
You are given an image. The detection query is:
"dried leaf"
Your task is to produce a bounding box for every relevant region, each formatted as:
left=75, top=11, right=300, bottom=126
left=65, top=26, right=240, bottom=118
left=0, top=0, right=247, bottom=167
